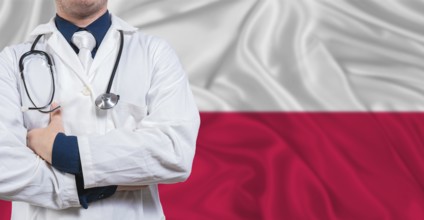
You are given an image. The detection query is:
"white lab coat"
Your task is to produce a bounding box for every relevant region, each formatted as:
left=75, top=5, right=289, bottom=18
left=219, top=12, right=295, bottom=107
left=0, top=15, right=200, bottom=220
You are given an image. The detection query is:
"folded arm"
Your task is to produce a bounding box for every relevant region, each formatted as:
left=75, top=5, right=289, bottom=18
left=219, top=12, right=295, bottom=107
left=78, top=38, right=200, bottom=188
left=0, top=47, right=80, bottom=210
left=26, top=38, right=200, bottom=197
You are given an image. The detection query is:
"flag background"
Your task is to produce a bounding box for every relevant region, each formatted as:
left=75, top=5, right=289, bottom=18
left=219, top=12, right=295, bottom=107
left=2, top=0, right=424, bottom=219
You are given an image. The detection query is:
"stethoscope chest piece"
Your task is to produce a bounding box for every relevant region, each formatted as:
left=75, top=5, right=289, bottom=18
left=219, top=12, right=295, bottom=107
left=95, top=93, right=120, bottom=110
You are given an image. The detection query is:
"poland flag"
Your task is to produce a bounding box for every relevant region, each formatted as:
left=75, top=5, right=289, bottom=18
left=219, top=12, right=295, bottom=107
left=2, top=0, right=424, bottom=219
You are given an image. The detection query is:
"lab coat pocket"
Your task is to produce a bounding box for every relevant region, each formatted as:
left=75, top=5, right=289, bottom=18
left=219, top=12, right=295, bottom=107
left=111, top=101, right=147, bottom=129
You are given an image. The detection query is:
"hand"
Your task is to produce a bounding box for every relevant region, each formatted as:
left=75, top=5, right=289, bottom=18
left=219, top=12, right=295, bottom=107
left=27, top=103, right=64, bottom=164
left=117, top=185, right=148, bottom=191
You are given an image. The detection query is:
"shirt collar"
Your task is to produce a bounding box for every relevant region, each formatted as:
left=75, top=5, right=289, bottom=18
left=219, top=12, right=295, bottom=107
left=54, top=11, right=111, bottom=49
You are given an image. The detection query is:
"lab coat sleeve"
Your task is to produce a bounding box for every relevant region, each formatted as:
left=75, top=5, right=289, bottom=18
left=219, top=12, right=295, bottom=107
left=0, top=47, right=81, bottom=209
left=78, top=37, right=200, bottom=188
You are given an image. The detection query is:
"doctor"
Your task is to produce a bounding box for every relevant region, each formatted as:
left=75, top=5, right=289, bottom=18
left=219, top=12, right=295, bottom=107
left=0, top=0, right=200, bottom=219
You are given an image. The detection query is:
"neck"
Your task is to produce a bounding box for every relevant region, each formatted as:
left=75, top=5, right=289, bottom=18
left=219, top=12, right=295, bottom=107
left=57, top=8, right=107, bottom=28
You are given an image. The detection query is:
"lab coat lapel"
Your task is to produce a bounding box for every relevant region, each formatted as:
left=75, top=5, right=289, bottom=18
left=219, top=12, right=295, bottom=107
left=88, top=28, right=118, bottom=79
left=47, top=32, right=90, bottom=84
left=89, top=15, right=138, bottom=79
left=28, top=15, right=138, bottom=85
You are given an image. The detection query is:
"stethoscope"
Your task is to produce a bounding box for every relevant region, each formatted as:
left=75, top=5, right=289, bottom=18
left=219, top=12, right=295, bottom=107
left=19, top=30, right=124, bottom=113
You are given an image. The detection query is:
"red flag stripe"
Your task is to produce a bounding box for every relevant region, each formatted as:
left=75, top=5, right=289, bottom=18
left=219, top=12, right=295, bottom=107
left=3, top=113, right=424, bottom=219
left=0, top=200, right=10, bottom=220
left=160, top=112, right=424, bottom=220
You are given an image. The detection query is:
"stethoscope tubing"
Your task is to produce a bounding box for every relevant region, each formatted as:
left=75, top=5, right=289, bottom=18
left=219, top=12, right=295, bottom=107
left=107, top=30, right=123, bottom=94
left=19, top=39, right=59, bottom=113
left=20, top=29, right=124, bottom=113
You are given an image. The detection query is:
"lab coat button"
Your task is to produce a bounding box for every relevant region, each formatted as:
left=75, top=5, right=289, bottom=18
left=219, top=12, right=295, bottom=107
left=81, top=86, right=91, bottom=96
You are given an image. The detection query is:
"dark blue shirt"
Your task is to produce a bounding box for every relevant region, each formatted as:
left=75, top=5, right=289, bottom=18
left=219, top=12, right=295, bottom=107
left=55, top=11, right=111, bottom=57
left=52, top=11, right=117, bottom=209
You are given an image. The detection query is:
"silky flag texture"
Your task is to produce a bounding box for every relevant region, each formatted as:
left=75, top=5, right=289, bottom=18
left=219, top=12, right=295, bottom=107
left=2, top=0, right=424, bottom=219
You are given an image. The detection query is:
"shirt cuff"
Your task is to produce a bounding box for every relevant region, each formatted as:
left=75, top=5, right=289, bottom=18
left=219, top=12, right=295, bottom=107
left=75, top=174, right=117, bottom=209
left=52, top=132, right=82, bottom=175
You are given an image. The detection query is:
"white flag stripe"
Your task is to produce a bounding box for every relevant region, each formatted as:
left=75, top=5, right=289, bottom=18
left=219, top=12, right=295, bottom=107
left=1, top=0, right=423, bottom=111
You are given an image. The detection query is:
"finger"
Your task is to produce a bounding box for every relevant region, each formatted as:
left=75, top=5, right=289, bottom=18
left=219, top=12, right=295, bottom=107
left=50, top=102, right=62, bottom=120
left=51, top=102, right=59, bottom=109
left=49, top=103, right=65, bottom=132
